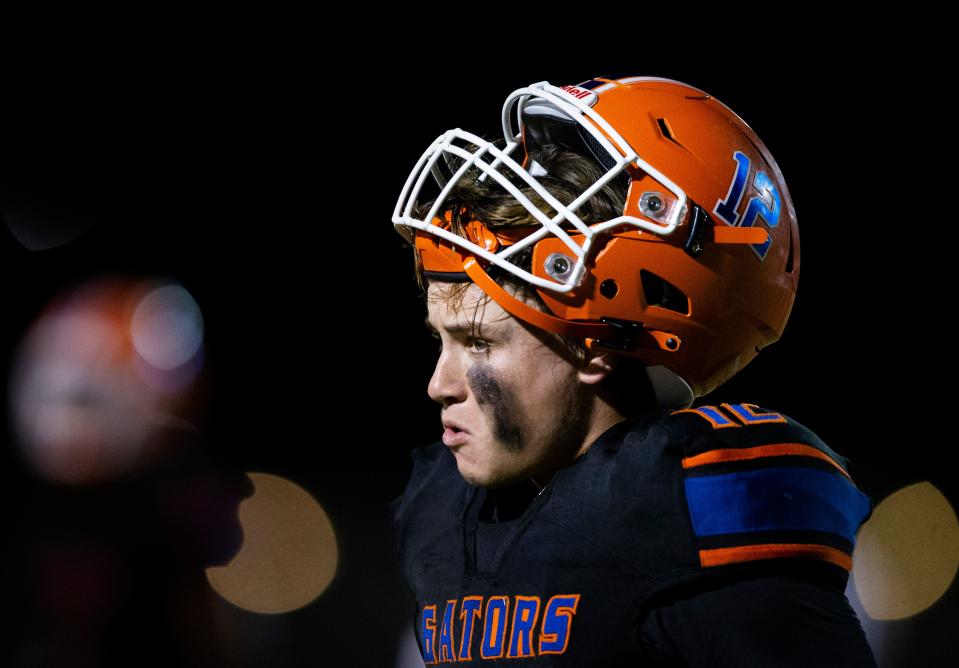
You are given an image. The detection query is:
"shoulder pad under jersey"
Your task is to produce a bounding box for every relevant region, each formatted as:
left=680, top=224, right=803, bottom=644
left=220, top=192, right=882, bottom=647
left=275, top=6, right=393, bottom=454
left=659, top=402, right=874, bottom=590
left=389, top=441, right=468, bottom=584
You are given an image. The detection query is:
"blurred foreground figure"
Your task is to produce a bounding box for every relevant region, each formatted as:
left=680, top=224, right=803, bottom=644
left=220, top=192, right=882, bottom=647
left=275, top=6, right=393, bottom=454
left=10, top=277, right=207, bottom=485
left=9, top=277, right=250, bottom=667
left=389, top=76, right=878, bottom=665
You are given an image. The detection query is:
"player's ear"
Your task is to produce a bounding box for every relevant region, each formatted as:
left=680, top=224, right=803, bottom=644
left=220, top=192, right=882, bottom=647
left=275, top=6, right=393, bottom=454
left=577, top=350, right=619, bottom=386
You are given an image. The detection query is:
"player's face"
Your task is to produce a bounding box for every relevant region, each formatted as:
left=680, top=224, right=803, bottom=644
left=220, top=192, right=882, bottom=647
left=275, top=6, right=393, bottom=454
left=424, top=282, right=592, bottom=489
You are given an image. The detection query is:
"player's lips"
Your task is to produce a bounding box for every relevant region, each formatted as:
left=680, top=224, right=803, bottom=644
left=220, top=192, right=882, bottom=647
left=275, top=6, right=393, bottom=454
left=443, top=428, right=470, bottom=447
left=442, top=418, right=470, bottom=447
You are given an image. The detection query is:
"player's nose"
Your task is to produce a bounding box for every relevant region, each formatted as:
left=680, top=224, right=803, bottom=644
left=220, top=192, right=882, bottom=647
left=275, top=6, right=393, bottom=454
left=427, top=348, right=467, bottom=405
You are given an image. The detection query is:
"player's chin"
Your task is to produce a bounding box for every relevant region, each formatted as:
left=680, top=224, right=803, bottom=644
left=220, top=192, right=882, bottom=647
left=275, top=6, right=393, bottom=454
left=458, top=474, right=486, bottom=488
left=454, top=458, right=499, bottom=488
left=454, top=460, right=486, bottom=487
left=458, top=463, right=522, bottom=490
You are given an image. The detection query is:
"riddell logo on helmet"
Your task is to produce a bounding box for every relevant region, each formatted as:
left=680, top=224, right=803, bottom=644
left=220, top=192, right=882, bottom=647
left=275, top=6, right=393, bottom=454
left=559, top=85, right=598, bottom=106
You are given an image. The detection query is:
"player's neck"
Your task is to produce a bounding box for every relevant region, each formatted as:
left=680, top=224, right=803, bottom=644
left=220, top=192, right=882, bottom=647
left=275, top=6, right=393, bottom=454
left=577, top=402, right=629, bottom=459
left=523, top=399, right=628, bottom=491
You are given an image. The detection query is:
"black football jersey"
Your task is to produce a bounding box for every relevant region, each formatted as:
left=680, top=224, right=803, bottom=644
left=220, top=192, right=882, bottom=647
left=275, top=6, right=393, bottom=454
left=390, top=403, right=876, bottom=666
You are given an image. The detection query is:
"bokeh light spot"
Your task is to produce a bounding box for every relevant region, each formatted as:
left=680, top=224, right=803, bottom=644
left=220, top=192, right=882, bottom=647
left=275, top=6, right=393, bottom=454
left=206, top=473, right=338, bottom=614
left=853, top=481, right=959, bottom=620
left=131, top=284, right=204, bottom=371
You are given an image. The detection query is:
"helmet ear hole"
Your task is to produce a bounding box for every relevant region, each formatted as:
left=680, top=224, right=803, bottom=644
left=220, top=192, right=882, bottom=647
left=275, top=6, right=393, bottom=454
left=640, top=270, right=689, bottom=314
left=599, top=279, right=619, bottom=299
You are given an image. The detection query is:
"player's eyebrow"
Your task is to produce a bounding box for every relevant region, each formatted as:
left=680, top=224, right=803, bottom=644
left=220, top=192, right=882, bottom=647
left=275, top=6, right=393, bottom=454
left=423, top=315, right=472, bottom=335
left=423, top=315, right=505, bottom=336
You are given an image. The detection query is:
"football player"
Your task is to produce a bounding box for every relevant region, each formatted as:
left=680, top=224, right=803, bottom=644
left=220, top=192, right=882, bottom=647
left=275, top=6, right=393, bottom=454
left=389, top=76, right=877, bottom=666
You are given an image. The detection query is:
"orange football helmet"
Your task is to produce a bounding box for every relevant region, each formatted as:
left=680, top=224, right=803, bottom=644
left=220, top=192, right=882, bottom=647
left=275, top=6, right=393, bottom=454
left=392, top=76, right=799, bottom=409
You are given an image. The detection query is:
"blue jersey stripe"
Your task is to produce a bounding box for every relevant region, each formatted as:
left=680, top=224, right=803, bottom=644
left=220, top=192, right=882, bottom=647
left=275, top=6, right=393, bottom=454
left=685, top=467, right=872, bottom=543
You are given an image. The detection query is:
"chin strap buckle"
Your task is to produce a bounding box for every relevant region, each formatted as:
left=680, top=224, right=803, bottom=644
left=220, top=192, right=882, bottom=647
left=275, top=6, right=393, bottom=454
left=587, top=319, right=683, bottom=354
left=590, top=317, right=645, bottom=352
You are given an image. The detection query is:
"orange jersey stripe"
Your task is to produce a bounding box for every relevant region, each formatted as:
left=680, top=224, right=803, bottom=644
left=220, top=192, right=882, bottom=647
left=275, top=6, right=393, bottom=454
left=699, top=543, right=853, bottom=571
left=682, top=443, right=853, bottom=481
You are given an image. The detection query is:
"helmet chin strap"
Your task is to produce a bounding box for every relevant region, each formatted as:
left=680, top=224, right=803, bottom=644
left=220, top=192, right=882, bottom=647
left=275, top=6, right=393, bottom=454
left=461, top=256, right=615, bottom=341
left=460, top=255, right=683, bottom=356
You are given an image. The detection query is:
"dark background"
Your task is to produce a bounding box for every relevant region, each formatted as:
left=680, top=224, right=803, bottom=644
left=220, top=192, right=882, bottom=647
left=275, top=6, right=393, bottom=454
left=2, top=31, right=953, bottom=667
